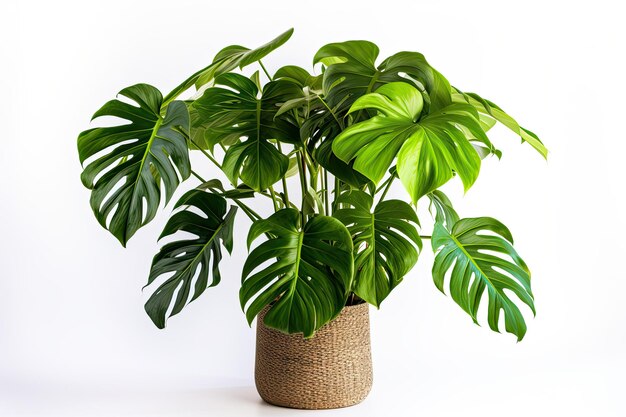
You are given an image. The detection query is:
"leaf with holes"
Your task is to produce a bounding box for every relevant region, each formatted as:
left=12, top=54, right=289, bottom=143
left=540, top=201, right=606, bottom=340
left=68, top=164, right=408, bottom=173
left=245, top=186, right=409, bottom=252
left=431, top=217, right=535, bottom=341
left=78, top=84, right=190, bottom=246
left=144, top=190, right=236, bottom=328
left=334, top=191, right=421, bottom=307
left=192, top=73, right=302, bottom=190
left=314, top=40, right=451, bottom=114
left=240, top=209, right=354, bottom=337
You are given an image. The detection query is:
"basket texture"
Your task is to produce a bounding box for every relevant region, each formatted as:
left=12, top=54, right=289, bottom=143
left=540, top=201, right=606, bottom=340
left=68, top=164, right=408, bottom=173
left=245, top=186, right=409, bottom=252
left=254, top=302, right=373, bottom=409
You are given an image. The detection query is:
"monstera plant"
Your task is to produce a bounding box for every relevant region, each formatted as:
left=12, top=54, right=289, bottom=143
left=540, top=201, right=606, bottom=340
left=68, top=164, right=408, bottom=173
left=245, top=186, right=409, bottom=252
left=78, top=29, right=546, bottom=342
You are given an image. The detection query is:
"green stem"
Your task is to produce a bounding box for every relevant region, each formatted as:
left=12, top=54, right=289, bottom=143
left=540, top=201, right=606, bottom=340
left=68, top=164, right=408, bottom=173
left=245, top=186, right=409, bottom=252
left=268, top=185, right=280, bottom=212
left=323, top=169, right=330, bottom=216
left=236, top=201, right=262, bottom=221
left=259, top=60, right=273, bottom=81
left=332, top=176, right=340, bottom=214
left=378, top=173, right=396, bottom=203
left=189, top=137, right=223, bottom=169
left=191, top=170, right=206, bottom=183
left=317, top=95, right=343, bottom=129
left=276, top=142, right=290, bottom=207
left=296, top=151, right=307, bottom=223
left=420, top=235, right=432, bottom=240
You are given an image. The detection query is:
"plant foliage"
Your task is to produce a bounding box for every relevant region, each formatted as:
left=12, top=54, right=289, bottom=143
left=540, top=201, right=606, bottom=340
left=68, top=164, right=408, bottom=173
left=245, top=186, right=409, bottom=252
left=78, top=29, right=545, bottom=340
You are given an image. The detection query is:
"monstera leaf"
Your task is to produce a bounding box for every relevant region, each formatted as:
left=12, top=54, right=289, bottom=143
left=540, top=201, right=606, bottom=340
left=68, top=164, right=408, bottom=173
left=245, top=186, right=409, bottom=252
left=453, top=87, right=548, bottom=158
left=333, top=82, right=494, bottom=203
left=240, top=209, right=354, bottom=337
left=192, top=73, right=302, bottom=191
left=144, top=190, right=236, bottom=328
left=78, top=30, right=295, bottom=246
left=432, top=217, right=535, bottom=341
left=334, top=191, right=421, bottom=307
left=313, top=40, right=451, bottom=114
left=78, top=84, right=191, bottom=246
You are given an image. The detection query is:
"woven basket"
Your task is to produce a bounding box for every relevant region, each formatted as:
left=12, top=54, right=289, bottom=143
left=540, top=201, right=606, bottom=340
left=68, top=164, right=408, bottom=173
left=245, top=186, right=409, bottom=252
left=254, top=303, right=373, bottom=409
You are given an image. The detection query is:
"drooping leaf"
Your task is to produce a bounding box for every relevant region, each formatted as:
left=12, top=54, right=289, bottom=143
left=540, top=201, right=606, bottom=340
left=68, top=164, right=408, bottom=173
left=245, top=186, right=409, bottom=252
left=78, top=84, right=190, bottom=246
left=144, top=190, right=236, bottom=329
left=452, top=87, right=548, bottom=158
left=333, top=82, right=487, bottom=203
left=240, top=209, right=354, bottom=337
left=162, top=28, right=294, bottom=106
left=432, top=217, right=535, bottom=341
left=428, top=190, right=460, bottom=230
left=313, top=41, right=452, bottom=114
left=192, top=73, right=303, bottom=191
left=334, top=191, right=421, bottom=307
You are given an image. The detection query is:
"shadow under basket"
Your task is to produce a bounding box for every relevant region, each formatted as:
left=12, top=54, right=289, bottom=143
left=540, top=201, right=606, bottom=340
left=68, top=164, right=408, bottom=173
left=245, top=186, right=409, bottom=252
left=254, top=303, right=373, bottom=410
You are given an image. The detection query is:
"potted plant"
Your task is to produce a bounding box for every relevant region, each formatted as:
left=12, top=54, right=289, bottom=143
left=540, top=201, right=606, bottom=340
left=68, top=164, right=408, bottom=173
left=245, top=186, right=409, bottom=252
left=77, top=28, right=546, bottom=409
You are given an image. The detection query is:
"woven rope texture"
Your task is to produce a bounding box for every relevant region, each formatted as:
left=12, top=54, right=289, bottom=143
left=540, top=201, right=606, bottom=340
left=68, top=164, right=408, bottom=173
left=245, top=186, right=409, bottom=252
left=254, top=303, right=373, bottom=409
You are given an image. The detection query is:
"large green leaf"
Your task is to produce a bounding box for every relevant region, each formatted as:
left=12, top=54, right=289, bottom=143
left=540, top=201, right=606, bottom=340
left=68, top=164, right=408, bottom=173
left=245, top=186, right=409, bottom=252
left=240, top=209, right=354, bottom=337
left=144, top=190, right=236, bottom=328
left=334, top=191, right=421, bottom=307
left=452, top=87, right=548, bottom=158
left=78, top=84, right=190, bottom=246
left=333, top=82, right=490, bottom=203
left=192, top=73, right=302, bottom=191
left=313, top=40, right=452, bottom=114
left=432, top=217, right=535, bottom=341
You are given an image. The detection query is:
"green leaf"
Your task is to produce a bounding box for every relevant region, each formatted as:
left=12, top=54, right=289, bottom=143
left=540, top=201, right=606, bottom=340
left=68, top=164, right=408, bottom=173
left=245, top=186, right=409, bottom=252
left=197, top=178, right=256, bottom=200
left=78, top=84, right=190, bottom=246
left=453, top=88, right=548, bottom=158
left=296, top=95, right=371, bottom=188
left=313, top=41, right=452, bottom=114
left=432, top=217, right=535, bottom=341
left=144, top=190, right=236, bottom=329
left=240, top=209, right=354, bottom=338
left=192, top=73, right=303, bottom=191
left=334, top=191, right=421, bottom=307
left=163, top=28, right=294, bottom=105
left=274, top=65, right=322, bottom=90
left=428, top=190, right=459, bottom=229
left=333, top=82, right=485, bottom=203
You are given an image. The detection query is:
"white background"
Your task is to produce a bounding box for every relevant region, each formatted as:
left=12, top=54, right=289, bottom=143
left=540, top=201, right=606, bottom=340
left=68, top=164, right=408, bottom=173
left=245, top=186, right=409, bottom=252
left=2, top=0, right=624, bottom=415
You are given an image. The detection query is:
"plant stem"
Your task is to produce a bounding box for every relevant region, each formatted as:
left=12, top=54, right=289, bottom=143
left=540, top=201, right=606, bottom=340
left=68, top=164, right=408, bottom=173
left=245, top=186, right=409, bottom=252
left=378, top=173, right=396, bottom=202
left=332, top=176, right=340, bottom=213
left=420, top=235, right=432, bottom=240
left=191, top=170, right=206, bottom=183
left=189, top=138, right=223, bottom=169
left=236, top=201, right=262, bottom=221
left=323, top=169, right=330, bottom=216
left=296, top=150, right=307, bottom=223
left=268, top=185, right=280, bottom=212
left=259, top=60, right=273, bottom=81
left=317, top=95, right=342, bottom=129
left=276, top=141, right=290, bottom=207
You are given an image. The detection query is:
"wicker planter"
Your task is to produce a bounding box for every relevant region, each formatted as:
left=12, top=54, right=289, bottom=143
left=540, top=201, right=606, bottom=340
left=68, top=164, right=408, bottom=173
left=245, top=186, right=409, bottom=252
left=254, top=302, right=373, bottom=409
